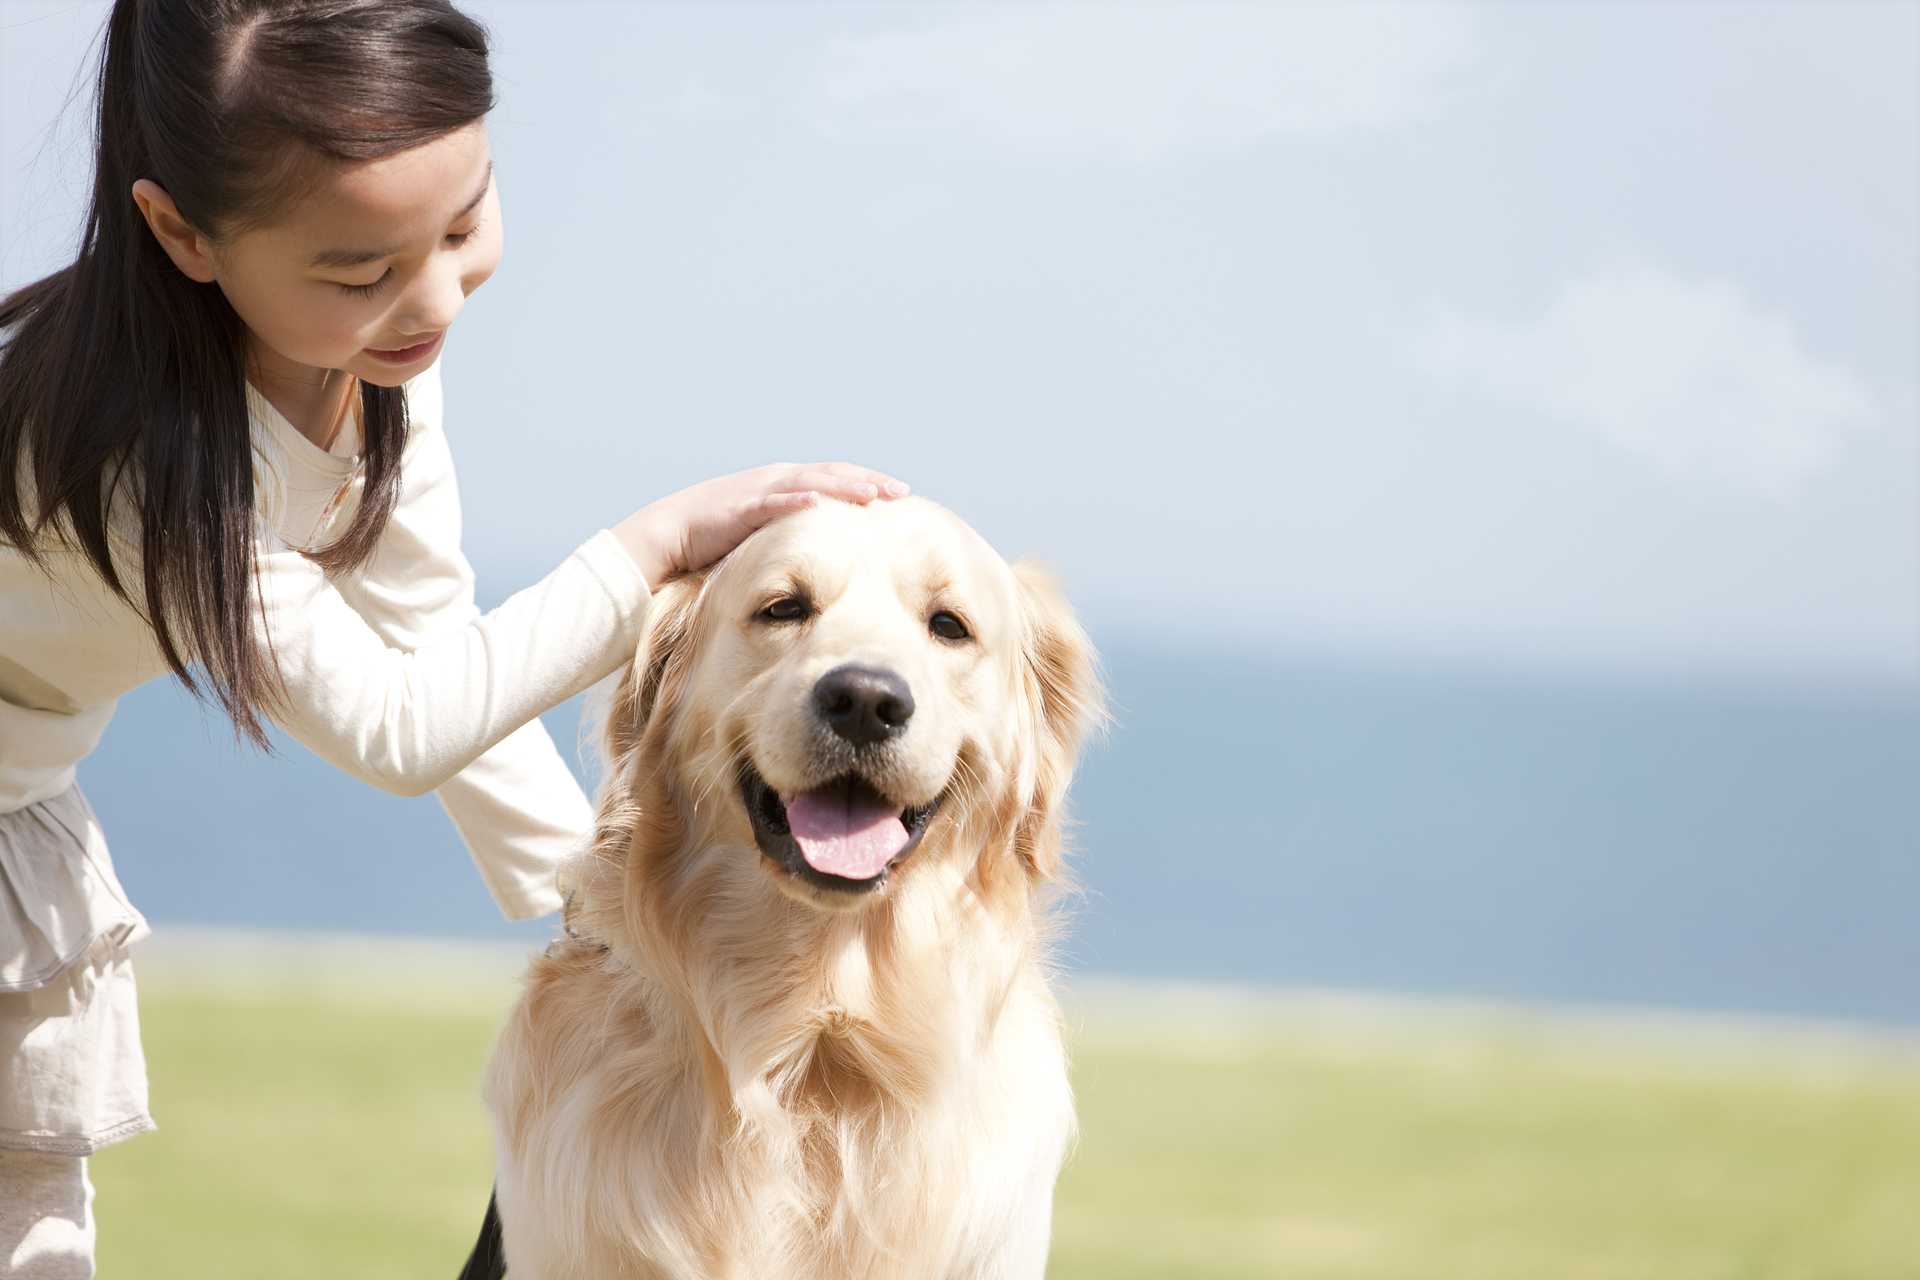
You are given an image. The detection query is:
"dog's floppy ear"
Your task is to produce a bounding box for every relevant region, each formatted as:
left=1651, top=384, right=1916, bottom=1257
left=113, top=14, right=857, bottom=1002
left=565, top=570, right=711, bottom=941
left=1009, top=559, right=1109, bottom=880
left=605, top=570, right=709, bottom=765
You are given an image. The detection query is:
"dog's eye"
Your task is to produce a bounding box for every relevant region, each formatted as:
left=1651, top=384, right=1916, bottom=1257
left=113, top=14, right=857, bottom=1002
left=929, top=610, right=970, bottom=642
left=759, top=597, right=811, bottom=623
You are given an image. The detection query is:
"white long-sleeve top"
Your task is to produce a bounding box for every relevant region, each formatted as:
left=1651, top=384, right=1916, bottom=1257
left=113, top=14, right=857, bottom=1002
left=0, top=355, right=651, bottom=925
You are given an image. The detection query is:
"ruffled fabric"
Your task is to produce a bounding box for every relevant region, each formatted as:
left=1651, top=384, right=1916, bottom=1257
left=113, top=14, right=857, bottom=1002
left=0, top=786, right=147, bottom=995
left=0, top=786, right=154, bottom=1154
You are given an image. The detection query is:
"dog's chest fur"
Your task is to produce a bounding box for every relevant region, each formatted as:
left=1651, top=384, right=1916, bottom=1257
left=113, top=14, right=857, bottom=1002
left=487, top=934, right=1073, bottom=1279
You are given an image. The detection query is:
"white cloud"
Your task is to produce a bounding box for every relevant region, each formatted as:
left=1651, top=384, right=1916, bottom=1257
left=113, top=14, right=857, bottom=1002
left=1412, top=267, right=1882, bottom=498
left=805, top=2, right=1480, bottom=155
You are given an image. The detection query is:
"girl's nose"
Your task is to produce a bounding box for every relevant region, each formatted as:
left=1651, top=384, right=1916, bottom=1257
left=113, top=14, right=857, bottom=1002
left=398, top=252, right=470, bottom=335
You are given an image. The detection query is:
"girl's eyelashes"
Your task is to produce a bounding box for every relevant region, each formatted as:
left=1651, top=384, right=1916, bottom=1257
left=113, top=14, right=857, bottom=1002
left=336, top=270, right=392, bottom=299
left=331, top=219, right=485, bottom=298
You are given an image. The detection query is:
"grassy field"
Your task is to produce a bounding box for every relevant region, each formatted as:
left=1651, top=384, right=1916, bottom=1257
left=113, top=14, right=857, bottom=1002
left=91, top=937, right=1920, bottom=1279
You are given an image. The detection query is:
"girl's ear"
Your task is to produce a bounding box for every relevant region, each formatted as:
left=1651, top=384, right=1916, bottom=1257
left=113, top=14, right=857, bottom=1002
left=1009, top=559, right=1110, bottom=880
left=129, top=179, right=218, bottom=283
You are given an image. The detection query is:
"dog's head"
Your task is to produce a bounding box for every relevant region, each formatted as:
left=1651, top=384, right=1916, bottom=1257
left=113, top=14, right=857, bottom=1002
left=596, top=496, right=1105, bottom=920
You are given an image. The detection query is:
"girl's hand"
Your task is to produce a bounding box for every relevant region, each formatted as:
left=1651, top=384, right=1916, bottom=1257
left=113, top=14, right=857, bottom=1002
left=613, top=462, right=911, bottom=588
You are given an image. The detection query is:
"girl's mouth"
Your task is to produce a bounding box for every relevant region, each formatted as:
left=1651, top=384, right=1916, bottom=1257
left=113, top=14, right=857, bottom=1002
left=365, top=331, right=443, bottom=365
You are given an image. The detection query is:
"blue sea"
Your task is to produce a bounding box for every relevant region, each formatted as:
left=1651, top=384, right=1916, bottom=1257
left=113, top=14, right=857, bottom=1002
left=79, top=634, right=1920, bottom=1027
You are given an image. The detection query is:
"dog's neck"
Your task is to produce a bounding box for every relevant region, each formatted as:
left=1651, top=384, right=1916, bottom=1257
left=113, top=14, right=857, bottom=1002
left=545, top=808, right=1065, bottom=1276
left=559, top=740, right=1057, bottom=1133
left=673, top=856, right=1035, bottom=1108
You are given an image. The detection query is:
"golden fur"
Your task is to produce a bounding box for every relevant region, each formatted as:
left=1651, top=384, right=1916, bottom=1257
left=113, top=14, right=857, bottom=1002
left=482, top=496, right=1107, bottom=1278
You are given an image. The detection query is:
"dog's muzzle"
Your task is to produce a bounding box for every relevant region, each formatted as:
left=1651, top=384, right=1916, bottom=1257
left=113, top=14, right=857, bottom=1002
left=738, top=762, right=942, bottom=893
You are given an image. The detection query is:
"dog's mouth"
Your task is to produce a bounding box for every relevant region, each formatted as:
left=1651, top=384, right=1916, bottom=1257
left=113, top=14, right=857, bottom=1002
left=738, top=761, right=943, bottom=894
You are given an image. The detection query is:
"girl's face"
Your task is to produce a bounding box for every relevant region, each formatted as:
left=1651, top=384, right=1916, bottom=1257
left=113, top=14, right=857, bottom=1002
left=208, top=122, right=501, bottom=390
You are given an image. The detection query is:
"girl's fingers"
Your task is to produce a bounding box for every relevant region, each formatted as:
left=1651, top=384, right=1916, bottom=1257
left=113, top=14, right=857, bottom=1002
left=752, top=490, right=818, bottom=523
left=783, top=462, right=910, bottom=500
left=843, top=465, right=909, bottom=497
left=785, top=470, right=877, bottom=503
left=819, top=461, right=904, bottom=491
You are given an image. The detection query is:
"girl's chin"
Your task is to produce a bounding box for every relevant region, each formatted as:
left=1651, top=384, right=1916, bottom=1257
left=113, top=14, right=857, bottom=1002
left=349, top=364, right=414, bottom=389
left=348, top=353, right=435, bottom=387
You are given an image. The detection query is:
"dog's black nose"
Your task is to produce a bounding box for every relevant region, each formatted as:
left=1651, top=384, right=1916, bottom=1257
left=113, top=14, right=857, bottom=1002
left=814, top=665, right=914, bottom=746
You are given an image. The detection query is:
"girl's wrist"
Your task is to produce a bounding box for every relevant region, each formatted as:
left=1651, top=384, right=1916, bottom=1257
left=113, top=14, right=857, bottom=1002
left=612, top=509, right=674, bottom=591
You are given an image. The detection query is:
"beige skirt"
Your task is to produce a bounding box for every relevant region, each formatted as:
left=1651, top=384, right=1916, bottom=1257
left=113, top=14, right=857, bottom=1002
left=0, top=783, right=155, bottom=1155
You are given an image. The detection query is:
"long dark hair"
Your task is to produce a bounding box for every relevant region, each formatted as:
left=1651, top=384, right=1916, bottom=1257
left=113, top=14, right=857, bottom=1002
left=0, top=0, right=494, bottom=748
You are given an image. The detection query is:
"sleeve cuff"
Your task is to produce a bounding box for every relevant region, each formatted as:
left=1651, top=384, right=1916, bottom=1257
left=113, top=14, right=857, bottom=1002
left=573, top=528, right=653, bottom=620
left=489, top=878, right=566, bottom=923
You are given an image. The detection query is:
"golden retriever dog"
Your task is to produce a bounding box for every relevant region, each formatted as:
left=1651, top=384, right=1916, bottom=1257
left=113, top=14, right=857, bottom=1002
left=481, top=495, right=1106, bottom=1278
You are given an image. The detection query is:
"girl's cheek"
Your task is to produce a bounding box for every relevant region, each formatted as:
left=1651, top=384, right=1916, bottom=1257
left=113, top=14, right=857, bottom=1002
left=464, top=224, right=502, bottom=297
left=339, top=297, right=402, bottom=350
left=466, top=192, right=504, bottom=294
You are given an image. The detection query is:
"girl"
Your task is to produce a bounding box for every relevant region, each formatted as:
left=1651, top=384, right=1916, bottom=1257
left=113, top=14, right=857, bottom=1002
left=0, top=0, right=906, bottom=1272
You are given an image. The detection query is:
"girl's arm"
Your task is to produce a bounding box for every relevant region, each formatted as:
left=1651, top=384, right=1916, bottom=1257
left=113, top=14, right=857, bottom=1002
left=251, top=516, right=646, bottom=802
left=244, top=435, right=897, bottom=814
left=329, top=360, right=598, bottom=921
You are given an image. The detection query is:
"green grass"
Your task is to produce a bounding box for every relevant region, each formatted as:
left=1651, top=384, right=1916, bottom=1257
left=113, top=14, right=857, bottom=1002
left=92, top=960, right=1920, bottom=1279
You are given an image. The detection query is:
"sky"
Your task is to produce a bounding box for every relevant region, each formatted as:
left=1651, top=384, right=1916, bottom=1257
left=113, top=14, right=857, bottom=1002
left=3, top=1, right=1916, bottom=687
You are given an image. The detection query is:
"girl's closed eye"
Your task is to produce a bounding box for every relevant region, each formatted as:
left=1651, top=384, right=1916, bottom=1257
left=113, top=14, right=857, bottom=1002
left=333, top=219, right=484, bottom=298
left=336, top=270, right=392, bottom=299
left=446, top=216, right=484, bottom=247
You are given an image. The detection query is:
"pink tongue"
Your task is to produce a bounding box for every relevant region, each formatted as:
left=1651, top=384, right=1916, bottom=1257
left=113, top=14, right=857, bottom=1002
left=785, top=786, right=910, bottom=881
